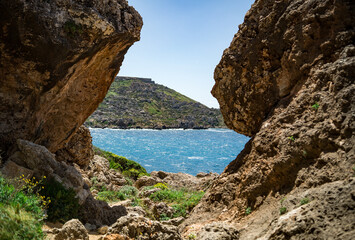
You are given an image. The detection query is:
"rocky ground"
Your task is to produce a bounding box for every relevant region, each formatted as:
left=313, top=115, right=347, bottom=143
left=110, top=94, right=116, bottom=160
left=38, top=141, right=218, bottom=240
left=85, top=77, right=225, bottom=129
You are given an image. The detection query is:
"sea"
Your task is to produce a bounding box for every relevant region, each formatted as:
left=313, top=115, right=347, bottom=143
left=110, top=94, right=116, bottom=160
left=89, top=128, right=249, bottom=176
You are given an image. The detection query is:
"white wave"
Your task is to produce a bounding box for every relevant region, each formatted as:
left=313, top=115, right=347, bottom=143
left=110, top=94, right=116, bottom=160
left=188, top=156, right=204, bottom=160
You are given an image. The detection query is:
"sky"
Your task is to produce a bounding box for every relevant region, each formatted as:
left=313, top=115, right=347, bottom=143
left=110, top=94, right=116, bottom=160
left=120, top=0, right=255, bottom=108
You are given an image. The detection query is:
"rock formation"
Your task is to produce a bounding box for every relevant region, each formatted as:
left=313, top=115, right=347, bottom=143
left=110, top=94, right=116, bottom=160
left=0, top=0, right=142, bottom=153
left=56, top=126, right=94, bottom=168
left=183, top=0, right=355, bottom=239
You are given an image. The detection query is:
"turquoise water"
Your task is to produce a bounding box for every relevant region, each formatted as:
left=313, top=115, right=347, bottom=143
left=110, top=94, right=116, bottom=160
left=90, top=128, right=249, bottom=175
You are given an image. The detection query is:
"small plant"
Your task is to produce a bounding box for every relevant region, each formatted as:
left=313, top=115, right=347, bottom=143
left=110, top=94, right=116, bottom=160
left=245, top=207, right=252, bottom=215
left=312, top=102, right=320, bottom=110
left=63, top=20, right=83, bottom=36
left=288, top=136, right=295, bottom=141
left=39, top=178, right=79, bottom=222
left=279, top=207, right=287, bottom=215
left=188, top=233, right=197, bottom=239
left=153, top=182, right=169, bottom=190
left=280, top=197, right=286, bottom=204
left=159, top=213, right=171, bottom=221
left=300, top=197, right=310, bottom=206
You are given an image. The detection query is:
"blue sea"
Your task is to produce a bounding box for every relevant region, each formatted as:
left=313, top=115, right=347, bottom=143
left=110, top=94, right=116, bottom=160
left=90, top=128, right=249, bottom=176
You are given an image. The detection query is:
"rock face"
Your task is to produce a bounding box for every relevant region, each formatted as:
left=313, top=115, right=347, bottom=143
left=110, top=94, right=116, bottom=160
left=56, top=126, right=94, bottom=168
left=184, top=0, right=355, bottom=239
left=0, top=0, right=142, bottom=153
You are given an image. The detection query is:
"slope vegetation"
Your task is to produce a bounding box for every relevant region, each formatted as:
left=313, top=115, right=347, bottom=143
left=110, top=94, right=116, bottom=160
left=86, top=77, right=225, bottom=129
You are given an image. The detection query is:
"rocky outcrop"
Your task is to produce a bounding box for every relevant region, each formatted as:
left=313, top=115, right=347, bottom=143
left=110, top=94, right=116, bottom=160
left=106, top=213, right=182, bottom=240
left=54, top=219, right=89, bottom=240
left=56, top=126, right=94, bottom=168
left=4, top=139, right=90, bottom=204
left=0, top=0, right=142, bottom=153
left=184, top=0, right=355, bottom=239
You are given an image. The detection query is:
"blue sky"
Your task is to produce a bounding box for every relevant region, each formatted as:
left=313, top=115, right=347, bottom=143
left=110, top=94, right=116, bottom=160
left=120, top=0, right=254, bottom=108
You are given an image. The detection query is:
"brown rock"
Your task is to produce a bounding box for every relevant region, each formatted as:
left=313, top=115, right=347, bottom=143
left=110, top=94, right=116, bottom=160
left=102, top=234, right=131, bottom=240
left=134, top=176, right=159, bottom=189
left=0, top=0, right=142, bottom=153
left=183, top=0, right=355, bottom=239
left=54, top=219, right=89, bottom=240
left=56, top=126, right=94, bottom=168
left=108, top=214, right=182, bottom=240
left=0, top=160, right=33, bottom=179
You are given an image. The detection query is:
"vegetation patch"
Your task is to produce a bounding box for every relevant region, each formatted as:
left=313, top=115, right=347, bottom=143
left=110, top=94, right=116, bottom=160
left=300, top=197, right=310, bottom=206
left=39, top=178, right=79, bottom=223
left=0, top=175, right=45, bottom=240
left=312, top=102, right=320, bottom=110
left=63, top=20, right=83, bottom=36
left=245, top=207, right=252, bottom=215
left=96, top=186, right=138, bottom=203
left=93, top=146, right=149, bottom=180
left=149, top=188, right=205, bottom=218
left=279, top=207, right=287, bottom=215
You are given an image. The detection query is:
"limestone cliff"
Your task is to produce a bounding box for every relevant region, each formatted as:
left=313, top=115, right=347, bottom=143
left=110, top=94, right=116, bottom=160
left=0, top=0, right=142, bottom=153
left=183, top=0, right=355, bottom=239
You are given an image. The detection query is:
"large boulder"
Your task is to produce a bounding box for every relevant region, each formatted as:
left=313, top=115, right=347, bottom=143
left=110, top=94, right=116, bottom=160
left=54, top=219, right=89, bottom=240
left=183, top=0, right=355, bottom=239
left=0, top=0, right=142, bottom=152
left=107, top=213, right=182, bottom=240
left=56, top=126, right=94, bottom=168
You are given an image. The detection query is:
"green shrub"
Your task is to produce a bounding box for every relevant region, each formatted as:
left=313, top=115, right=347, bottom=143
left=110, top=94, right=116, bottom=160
left=312, top=102, right=320, bottom=110
left=153, top=183, right=169, bottom=190
left=96, top=186, right=138, bottom=203
left=279, top=207, right=287, bottom=215
left=63, top=20, right=83, bottom=36
left=300, top=197, right=309, bottom=206
left=150, top=189, right=204, bottom=218
left=39, top=178, right=79, bottom=223
left=150, top=189, right=184, bottom=203
left=245, top=207, right=252, bottom=215
left=0, top=175, right=45, bottom=240
left=96, top=191, right=125, bottom=202
left=188, top=233, right=197, bottom=240
left=288, top=136, right=295, bottom=141
left=93, top=146, right=149, bottom=180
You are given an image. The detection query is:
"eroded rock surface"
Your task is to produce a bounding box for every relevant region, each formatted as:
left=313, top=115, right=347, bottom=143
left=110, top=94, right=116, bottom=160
left=56, top=126, right=94, bottom=168
left=106, top=213, right=182, bottom=240
left=54, top=219, right=89, bottom=240
left=0, top=0, right=142, bottom=152
left=184, top=0, right=355, bottom=239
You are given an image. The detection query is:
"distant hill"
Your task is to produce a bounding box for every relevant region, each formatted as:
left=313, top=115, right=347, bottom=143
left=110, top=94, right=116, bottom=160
left=85, top=77, right=225, bottom=129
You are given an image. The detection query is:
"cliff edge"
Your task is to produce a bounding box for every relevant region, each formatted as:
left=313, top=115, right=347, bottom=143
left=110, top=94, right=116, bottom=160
left=183, top=0, right=355, bottom=239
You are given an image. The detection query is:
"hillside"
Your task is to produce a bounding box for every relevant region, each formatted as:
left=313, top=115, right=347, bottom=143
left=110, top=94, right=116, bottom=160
left=85, top=76, right=225, bottom=129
